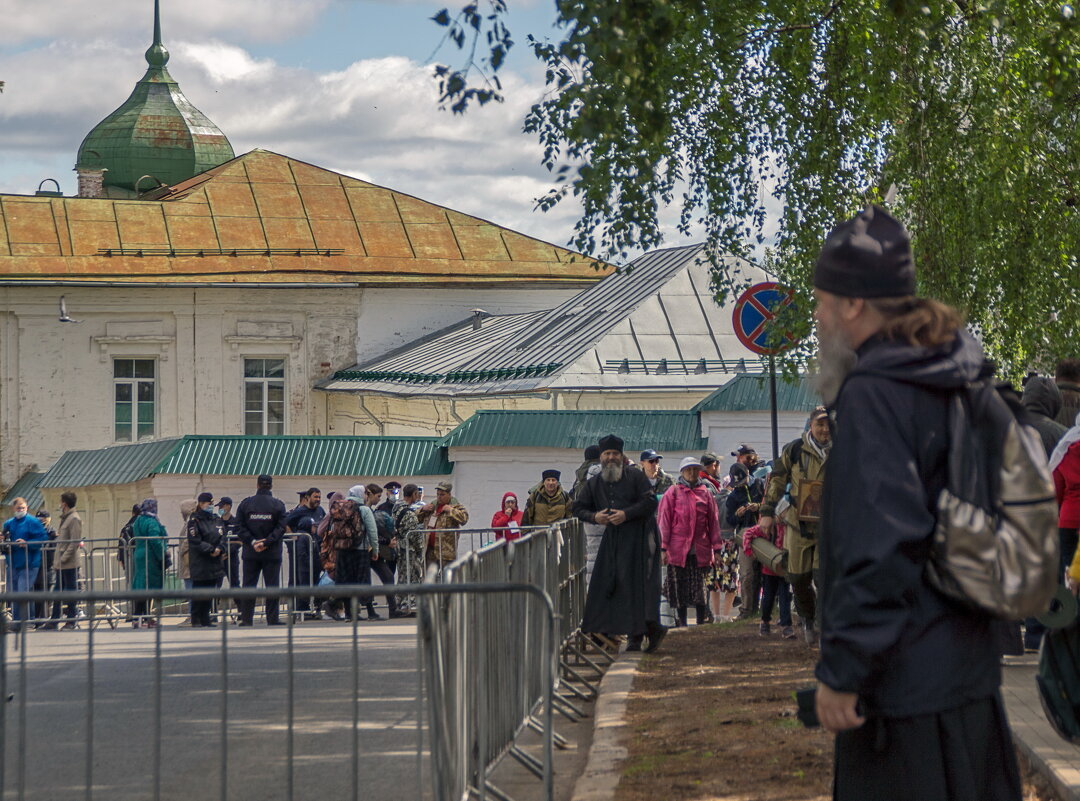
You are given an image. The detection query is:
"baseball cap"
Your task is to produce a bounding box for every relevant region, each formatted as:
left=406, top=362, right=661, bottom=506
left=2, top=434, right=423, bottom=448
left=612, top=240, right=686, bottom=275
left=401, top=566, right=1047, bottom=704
left=639, top=449, right=662, bottom=462
left=679, top=456, right=703, bottom=471
left=731, top=445, right=757, bottom=458
left=197, top=492, right=214, bottom=504
left=216, top=497, right=233, bottom=507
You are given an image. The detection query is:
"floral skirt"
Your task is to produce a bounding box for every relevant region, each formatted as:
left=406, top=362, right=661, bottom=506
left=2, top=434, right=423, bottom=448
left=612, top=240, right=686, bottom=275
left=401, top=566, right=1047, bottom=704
left=707, top=539, right=739, bottom=594
left=663, top=553, right=710, bottom=608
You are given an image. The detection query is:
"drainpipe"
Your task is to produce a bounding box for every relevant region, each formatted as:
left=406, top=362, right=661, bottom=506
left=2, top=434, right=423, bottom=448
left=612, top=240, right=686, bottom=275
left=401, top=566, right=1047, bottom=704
left=355, top=395, right=384, bottom=435
left=448, top=399, right=465, bottom=427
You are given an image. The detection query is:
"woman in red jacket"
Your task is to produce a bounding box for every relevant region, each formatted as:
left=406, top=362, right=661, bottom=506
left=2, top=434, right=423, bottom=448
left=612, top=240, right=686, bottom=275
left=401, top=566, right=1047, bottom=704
left=1051, top=412, right=1080, bottom=584
left=491, top=492, right=524, bottom=541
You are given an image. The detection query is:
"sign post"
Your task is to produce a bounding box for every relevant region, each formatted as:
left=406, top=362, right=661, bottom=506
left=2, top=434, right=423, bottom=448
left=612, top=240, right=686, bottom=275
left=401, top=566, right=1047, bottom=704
left=731, top=282, right=798, bottom=463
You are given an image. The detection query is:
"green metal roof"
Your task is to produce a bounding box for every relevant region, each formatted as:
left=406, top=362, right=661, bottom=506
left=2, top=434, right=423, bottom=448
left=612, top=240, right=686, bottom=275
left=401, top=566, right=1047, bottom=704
left=439, top=410, right=708, bottom=452
left=154, top=436, right=451, bottom=477
left=2, top=470, right=46, bottom=513
left=39, top=438, right=186, bottom=489
left=691, top=374, right=820, bottom=413
left=76, top=0, right=234, bottom=193
left=39, top=435, right=451, bottom=489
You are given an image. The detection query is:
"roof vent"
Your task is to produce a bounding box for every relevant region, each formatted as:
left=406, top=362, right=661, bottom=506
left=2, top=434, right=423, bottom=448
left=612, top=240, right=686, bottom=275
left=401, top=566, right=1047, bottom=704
left=35, top=179, right=63, bottom=198
left=470, top=309, right=488, bottom=330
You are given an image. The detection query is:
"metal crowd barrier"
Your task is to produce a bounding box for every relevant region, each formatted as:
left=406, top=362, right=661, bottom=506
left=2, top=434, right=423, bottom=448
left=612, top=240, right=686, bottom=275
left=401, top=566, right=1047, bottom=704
left=0, top=519, right=596, bottom=801
left=420, top=519, right=598, bottom=801
left=0, top=582, right=554, bottom=801
left=1, top=526, right=542, bottom=628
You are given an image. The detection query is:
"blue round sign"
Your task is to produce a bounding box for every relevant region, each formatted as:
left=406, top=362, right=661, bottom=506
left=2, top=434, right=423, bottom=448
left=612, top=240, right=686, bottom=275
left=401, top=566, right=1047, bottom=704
left=732, top=282, right=797, bottom=356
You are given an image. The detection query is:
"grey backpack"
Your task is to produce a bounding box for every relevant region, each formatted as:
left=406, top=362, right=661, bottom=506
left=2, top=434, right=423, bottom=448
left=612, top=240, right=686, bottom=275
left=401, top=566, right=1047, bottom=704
left=927, top=379, right=1060, bottom=619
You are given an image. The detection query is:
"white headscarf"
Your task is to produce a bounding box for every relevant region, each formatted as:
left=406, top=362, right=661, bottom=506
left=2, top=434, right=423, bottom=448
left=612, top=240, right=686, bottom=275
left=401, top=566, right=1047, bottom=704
left=1049, top=411, right=1080, bottom=473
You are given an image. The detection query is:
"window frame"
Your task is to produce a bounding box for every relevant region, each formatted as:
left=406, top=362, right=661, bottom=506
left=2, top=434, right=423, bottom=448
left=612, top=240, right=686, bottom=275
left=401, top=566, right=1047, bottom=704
left=242, top=357, right=288, bottom=436
left=113, top=358, right=157, bottom=443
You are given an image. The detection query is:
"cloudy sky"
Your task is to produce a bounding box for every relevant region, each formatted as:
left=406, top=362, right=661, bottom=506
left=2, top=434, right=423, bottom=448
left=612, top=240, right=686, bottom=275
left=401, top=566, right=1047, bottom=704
left=0, top=0, right=703, bottom=253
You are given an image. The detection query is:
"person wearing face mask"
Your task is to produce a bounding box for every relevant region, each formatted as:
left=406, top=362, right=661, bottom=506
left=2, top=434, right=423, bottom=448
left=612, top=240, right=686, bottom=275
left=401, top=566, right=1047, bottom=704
left=2, top=497, right=50, bottom=631
left=186, top=492, right=227, bottom=627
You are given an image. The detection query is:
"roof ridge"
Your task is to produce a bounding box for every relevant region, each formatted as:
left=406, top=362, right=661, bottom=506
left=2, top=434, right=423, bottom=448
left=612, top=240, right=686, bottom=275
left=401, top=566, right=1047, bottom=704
left=349, top=309, right=544, bottom=372
left=451, top=244, right=707, bottom=374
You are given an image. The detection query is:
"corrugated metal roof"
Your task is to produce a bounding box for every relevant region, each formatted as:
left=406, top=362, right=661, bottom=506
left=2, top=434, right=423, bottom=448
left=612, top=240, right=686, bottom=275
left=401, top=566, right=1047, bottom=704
left=2, top=470, right=45, bottom=512
left=691, top=374, right=819, bottom=413
left=321, top=244, right=707, bottom=394
left=155, top=436, right=451, bottom=477
left=440, top=410, right=708, bottom=452
left=38, top=439, right=184, bottom=489
left=39, top=436, right=451, bottom=489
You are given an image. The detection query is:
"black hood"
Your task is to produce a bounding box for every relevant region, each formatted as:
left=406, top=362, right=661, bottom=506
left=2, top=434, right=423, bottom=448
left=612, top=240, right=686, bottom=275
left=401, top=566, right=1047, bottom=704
left=1021, top=375, right=1063, bottom=420
left=850, top=328, right=989, bottom=390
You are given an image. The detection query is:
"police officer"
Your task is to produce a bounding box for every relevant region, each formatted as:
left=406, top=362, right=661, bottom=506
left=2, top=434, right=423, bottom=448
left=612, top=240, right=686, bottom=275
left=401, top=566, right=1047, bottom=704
left=234, top=474, right=287, bottom=626
left=217, top=497, right=241, bottom=589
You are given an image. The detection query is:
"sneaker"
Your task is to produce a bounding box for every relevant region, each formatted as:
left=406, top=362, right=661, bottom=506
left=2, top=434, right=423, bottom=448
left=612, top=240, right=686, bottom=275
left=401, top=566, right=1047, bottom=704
left=60, top=622, right=78, bottom=631
left=366, top=611, right=384, bottom=621
left=803, top=623, right=819, bottom=647
left=759, top=622, right=771, bottom=636
left=781, top=626, right=796, bottom=639
left=625, top=640, right=642, bottom=652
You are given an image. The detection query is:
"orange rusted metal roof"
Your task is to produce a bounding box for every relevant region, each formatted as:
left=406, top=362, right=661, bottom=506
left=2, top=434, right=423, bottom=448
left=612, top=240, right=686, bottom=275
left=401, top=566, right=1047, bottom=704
left=0, top=149, right=609, bottom=286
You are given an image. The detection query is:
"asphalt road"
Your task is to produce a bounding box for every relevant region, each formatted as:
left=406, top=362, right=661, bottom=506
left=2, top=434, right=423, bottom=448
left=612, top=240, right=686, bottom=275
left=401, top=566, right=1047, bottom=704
left=1, top=620, right=428, bottom=801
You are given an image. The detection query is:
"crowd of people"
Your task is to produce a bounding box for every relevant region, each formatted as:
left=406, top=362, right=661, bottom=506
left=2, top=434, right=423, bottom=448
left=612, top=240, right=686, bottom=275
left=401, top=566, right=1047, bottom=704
left=0, top=477, right=477, bottom=630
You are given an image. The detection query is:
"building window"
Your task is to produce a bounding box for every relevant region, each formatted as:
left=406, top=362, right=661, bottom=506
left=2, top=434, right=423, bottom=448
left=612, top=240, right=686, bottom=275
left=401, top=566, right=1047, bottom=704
left=114, top=359, right=156, bottom=442
left=244, top=358, right=286, bottom=435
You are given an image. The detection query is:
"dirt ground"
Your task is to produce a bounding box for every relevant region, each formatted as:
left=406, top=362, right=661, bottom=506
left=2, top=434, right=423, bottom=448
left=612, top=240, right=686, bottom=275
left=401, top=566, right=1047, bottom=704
left=616, top=620, right=1060, bottom=801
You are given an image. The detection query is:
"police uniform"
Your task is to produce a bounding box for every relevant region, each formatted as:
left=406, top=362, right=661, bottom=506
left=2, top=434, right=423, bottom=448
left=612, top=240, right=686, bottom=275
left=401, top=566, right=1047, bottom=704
left=234, top=483, right=287, bottom=625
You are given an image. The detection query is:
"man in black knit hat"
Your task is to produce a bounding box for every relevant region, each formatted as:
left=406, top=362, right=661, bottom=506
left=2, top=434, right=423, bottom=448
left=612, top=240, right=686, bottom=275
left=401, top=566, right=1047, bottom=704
left=812, top=206, right=1021, bottom=801
left=574, top=434, right=667, bottom=652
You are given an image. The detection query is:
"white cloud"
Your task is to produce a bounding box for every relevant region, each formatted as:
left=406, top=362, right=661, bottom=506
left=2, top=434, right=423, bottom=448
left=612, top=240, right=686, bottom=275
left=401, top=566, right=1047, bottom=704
left=0, top=32, right=593, bottom=246
left=0, top=0, right=331, bottom=46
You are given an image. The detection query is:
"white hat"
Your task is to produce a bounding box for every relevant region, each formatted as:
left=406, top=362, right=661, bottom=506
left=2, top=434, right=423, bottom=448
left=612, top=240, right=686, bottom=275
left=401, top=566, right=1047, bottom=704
left=679, top=456, right=703, bottom=471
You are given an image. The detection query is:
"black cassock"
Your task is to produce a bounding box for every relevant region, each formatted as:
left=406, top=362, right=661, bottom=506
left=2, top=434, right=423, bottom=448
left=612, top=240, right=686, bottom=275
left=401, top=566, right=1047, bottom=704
left=574, top=467, right=660, bottom=636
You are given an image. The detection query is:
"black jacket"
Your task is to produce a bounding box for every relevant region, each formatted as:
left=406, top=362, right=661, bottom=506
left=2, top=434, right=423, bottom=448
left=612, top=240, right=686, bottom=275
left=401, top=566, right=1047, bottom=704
left=235, top=489, right=287, bottom=560
left=1021, top=375, right=1067, bottom=457
left=187, top=508, right=226, bottom=582
left=816, top=330, right=1002, bottom=717
left=725, top=480, right=763, bottom=529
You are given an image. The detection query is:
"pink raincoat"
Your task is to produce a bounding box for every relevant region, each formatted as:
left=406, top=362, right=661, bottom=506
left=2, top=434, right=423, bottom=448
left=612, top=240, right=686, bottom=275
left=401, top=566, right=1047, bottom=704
left=657, top=480, right=722, bottom=568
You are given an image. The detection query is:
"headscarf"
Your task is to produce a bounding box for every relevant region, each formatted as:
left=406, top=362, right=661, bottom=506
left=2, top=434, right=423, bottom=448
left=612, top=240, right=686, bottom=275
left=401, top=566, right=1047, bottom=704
left=1049, top=411, right=1080, bottom=473
left=317, top=492, right=342, bottom=539
left=140, top=498, right=158, bottom=517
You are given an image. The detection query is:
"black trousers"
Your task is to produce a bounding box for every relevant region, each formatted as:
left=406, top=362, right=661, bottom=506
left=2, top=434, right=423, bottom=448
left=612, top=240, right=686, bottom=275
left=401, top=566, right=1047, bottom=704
left=834, top=694, right=1021, bottom=801
left=191, top=577, right=221, bottom=626
left=286, top=536, right=315, bottom=612
left=239, top=558, right=281, bottom=624
left=334, top=549, right=375, bottom=614
left=1061, top=527, right=1079, bottom=582
left=371, top=556, right=397, bottom=612
left=50, top=567, right=79, bottom=622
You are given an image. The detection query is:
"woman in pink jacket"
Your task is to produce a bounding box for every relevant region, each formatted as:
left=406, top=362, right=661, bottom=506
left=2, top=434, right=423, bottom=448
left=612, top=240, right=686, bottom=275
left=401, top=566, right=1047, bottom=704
left=658, top=456, right=723, bottom=628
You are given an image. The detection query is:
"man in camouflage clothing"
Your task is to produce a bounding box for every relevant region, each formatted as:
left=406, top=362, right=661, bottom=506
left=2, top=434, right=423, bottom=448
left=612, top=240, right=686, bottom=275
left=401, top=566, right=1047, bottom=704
left=392, top=484, right=426, bottom=616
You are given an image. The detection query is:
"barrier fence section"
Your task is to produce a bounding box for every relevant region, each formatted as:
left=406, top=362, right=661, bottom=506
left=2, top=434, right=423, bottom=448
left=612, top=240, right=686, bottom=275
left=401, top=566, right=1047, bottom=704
left=421, top=519, right=592, bottom=801
left=0, top=520, right=590, bottom=801
left=0, top=527, right=533, bottom=627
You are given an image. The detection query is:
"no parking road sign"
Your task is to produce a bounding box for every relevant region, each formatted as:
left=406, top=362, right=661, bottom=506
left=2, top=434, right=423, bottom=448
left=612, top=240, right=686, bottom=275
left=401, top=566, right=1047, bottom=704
left=732, top=282, right=798, bottom=356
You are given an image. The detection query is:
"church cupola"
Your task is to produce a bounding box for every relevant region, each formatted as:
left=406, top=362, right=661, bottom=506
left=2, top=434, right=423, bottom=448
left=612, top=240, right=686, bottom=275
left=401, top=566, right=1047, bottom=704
left=75, top=0, right=234, bottom=197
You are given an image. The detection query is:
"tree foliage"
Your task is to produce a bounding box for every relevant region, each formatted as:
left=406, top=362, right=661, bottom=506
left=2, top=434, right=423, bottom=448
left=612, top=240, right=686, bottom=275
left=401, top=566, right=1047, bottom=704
left=433, top=1, right=1080, bottom=375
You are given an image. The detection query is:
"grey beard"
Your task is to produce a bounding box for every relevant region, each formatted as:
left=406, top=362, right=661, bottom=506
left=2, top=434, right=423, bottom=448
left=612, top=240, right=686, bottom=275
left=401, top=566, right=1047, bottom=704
left=811, top=330, right=858, bottom=405
left=601, top=462, right=624, bottom=483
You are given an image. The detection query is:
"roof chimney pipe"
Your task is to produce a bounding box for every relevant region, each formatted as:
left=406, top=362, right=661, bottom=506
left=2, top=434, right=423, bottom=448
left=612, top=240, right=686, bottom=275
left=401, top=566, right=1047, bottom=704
left=470, top=308, right=488, bottom=330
